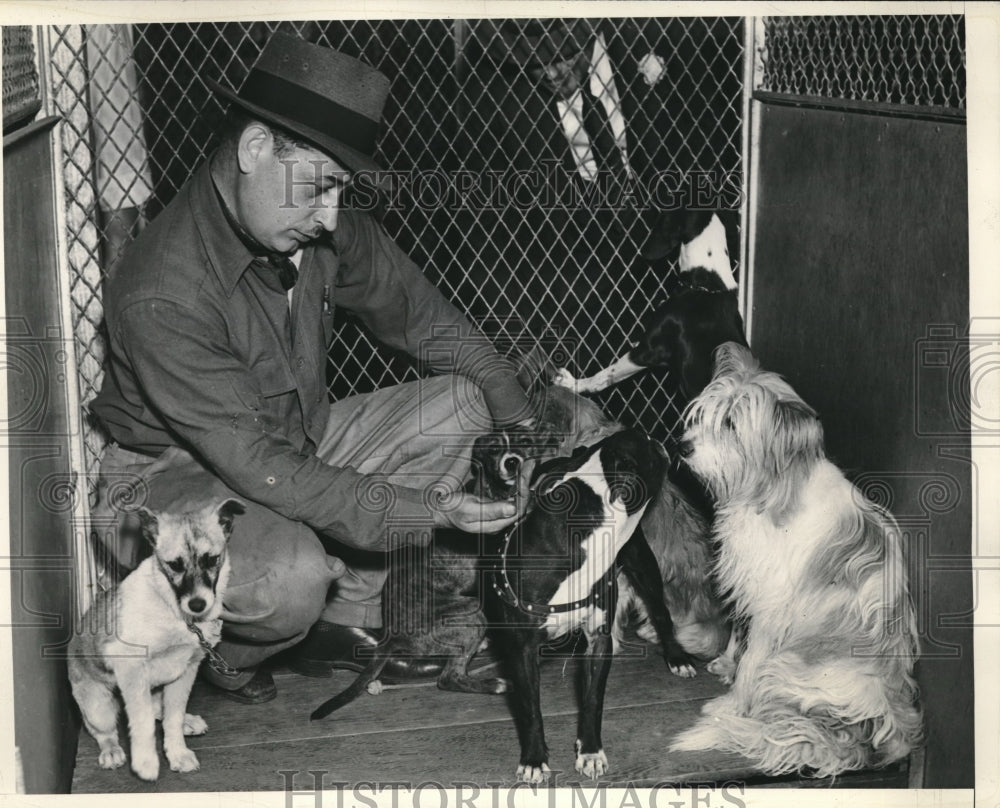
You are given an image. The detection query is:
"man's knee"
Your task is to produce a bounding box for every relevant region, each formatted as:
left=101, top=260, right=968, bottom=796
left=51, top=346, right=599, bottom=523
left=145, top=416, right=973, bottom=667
left=222, top=510, right=342, bottom=643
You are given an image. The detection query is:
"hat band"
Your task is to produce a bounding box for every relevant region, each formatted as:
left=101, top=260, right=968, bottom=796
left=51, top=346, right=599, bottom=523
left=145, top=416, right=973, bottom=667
left=240, top=69, right=379, bottom=158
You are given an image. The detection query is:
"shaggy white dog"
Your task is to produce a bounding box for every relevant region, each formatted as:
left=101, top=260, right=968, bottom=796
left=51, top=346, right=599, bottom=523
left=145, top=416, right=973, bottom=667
left=670, top=342, right=922, bottom=778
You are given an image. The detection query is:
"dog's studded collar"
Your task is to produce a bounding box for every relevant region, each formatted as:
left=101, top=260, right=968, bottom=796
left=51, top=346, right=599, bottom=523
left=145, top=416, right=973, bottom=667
left=675, top=275, right=729, bottom=295
left=489, top=525, right=616, bottom=617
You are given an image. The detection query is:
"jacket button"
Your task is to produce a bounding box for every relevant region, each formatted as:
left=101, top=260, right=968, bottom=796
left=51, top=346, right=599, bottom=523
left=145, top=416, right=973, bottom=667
left=266, top=476, right=276, bottom=485
left=296, top=357, right=305, bottom=368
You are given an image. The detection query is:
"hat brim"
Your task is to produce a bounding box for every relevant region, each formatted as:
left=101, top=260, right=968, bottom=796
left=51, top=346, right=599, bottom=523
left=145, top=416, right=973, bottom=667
left=208, top=79, right=384, bottom=174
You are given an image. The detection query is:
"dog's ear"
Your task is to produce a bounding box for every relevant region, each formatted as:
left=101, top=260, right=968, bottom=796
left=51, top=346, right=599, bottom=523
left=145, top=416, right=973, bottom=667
left=514, top=344, right=559, bottom=390
left=642, top=209, right=685, bottom=261
left=121, top=507, right=159, bottom=548
left=601, top=448, right=645, bottom=511
left=216, top=499, right=247, bottom=538
left=716, top=208, right=741, bottom=270
left=712, top=341, right=757, bottom=379
left=643, top=209, right=715, bottom=262
left=770, top=398, right=824, bottom=481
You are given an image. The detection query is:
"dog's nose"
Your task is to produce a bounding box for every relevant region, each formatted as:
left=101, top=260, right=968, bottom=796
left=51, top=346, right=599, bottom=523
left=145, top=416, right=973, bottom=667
left=188, top=597, right=207, bottom=614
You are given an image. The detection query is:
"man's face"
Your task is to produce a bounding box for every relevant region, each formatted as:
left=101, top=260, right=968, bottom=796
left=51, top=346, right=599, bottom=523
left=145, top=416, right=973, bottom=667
left=236, top=127, right=351, bottom=254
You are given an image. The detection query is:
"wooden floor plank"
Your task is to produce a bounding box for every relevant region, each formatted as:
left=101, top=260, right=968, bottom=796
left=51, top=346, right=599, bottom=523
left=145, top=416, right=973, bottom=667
left=73, top=650, right=742, bottom=792
left=71, top=647, right=909, bottom=794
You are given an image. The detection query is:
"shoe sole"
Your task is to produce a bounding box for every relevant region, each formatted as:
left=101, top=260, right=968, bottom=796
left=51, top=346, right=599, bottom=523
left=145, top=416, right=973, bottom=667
left=287, top=657, right=443, bottom=685
left=209, top=678, right=278, bottom=705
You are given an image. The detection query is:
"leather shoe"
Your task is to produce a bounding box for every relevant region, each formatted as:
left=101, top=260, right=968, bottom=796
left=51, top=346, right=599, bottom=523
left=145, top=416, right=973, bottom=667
left=203, top=666, right=277, bottom=704
left=287, top=620, right=445, bottom=683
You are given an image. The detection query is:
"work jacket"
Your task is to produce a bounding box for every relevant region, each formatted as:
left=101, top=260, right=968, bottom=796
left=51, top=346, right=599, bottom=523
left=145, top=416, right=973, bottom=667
left=92, top=158, right=530, bottom=549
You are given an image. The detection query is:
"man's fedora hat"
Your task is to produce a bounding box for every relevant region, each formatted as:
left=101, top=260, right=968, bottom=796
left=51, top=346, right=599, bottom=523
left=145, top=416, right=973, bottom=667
left=208, top=32, right=390, bottom=173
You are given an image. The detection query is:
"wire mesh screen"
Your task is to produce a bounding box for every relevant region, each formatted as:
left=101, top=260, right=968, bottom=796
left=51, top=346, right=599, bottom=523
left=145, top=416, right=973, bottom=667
left=48, top=17, right=746, bottom=488
left=757, top=15, right=965, bottom=110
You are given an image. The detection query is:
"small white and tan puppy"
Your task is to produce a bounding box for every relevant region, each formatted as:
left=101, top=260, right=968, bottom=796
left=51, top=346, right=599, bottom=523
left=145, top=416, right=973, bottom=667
left=69, top=498, right=244, bottom=781
left=670, top=342, right=922, bottom=777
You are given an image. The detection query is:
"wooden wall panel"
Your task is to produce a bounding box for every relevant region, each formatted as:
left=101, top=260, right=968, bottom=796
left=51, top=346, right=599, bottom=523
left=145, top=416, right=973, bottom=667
left=4, top=117, right=79, bottom=793
left=750, top=101, right=972, bottom=787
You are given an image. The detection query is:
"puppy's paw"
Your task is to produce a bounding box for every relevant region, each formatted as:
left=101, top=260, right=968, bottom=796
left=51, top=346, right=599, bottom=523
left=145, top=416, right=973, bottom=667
left=552, top=368, right=578, bottom=389
left=707, top=653, right=736, bottom=684
left=515, top=762, right=550, bottom=784
left=130, top=750, right=160, bottom=782
left=366, top=680, right=384, bottom=696
left=183, top=713, right=208, bottom=736
left=167, top=747, right=200, bottom=773
left=97, top=744, right=126, bottom=770
left=574, top=741, right=609, bottom=779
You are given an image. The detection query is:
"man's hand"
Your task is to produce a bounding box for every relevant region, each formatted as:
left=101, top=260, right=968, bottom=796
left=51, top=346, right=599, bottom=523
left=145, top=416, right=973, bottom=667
left=431, top=458, right=536, bottom=534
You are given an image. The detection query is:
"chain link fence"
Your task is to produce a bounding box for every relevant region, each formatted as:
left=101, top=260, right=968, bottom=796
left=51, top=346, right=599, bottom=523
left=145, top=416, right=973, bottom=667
left=757, top=15, right=965, bottom=110
left=47, top=17, right=747, bottom=504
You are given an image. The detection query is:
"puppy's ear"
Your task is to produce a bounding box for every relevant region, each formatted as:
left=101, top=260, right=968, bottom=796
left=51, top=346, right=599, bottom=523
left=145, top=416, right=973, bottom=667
left=122, top=507, right=159, bottom=548
left=216, top=499, right=247, bottom=538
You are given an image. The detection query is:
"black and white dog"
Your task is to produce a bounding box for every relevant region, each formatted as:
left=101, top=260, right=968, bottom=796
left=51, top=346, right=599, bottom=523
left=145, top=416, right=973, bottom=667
left=488, top=428, right=696, bottom=783
left=554, top=208, right=746, bottom=405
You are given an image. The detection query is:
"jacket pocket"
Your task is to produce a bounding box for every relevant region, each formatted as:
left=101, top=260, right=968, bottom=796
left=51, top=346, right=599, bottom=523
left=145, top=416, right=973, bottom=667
left=230, top=354, right=297, bottom=411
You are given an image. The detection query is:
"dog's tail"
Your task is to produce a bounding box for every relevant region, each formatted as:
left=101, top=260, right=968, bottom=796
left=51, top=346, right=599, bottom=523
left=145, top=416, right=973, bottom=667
left=671, top=698, right=919, bottom=778
left=310, top=653, right=391, bottom=720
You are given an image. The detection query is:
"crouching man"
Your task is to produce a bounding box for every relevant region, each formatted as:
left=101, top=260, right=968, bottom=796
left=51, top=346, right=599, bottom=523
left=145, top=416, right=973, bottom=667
left=90, top=33, right=533, bottom=704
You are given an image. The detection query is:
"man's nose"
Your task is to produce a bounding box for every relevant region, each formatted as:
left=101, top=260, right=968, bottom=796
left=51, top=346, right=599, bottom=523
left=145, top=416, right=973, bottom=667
left=313, top=203, right=339, bottom=233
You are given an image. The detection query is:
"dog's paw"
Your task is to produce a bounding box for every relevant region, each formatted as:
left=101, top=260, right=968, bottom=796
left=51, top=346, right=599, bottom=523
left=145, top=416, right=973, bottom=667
left=97, top=745, right=126, bottom=770
left=667, top=648, right=698, bottom=678
left=635, top=622, right=658, bottom=644
left=515, top=762, right=551, bottom=784
left=490, top=677, right=511, bottom=694
left=706, top=653, right=736, bottom=684
left=167, top=747, right=200, bottom=773
left=552, top=368, right=577, bottom=389
left=574, top=740, right=609, bottom=779
left=366, top=680, right=384, bottom=696
left=130, top=750, right=160, bottom=782
left=701, top=692, right=738, bottom=717
left=669, top=661, right=698, bottom=678
left=183, top=713, right=208, bottom=736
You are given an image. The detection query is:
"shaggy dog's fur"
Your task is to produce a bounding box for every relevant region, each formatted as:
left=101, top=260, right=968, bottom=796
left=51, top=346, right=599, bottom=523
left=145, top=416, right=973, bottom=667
left=670, top=343, right=922, bottom=777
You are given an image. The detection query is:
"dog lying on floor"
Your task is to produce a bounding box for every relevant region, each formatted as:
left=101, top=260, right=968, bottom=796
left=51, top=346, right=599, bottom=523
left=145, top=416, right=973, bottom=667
left=487, top=428, right=695, bottom=783
left=69, top=498, right=245, bottom=781
left=670, top=343, right=923, bottom=777
left=553, top=208, right=746, bottom=405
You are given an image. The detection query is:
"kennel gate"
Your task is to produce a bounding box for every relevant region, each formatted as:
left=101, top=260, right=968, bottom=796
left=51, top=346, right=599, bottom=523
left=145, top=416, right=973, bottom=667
left=39, top=15, right=965, bottom=611
left=40, top=17, right=747, bottom=604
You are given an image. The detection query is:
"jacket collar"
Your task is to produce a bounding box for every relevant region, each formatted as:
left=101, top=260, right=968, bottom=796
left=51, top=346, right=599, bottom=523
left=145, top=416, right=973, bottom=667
left=190, top=155, right=257, bottom=298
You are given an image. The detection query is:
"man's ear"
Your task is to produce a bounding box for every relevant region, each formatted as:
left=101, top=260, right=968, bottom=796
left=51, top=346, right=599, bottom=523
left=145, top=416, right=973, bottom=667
left=237, top=122, right=272, bottom=175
